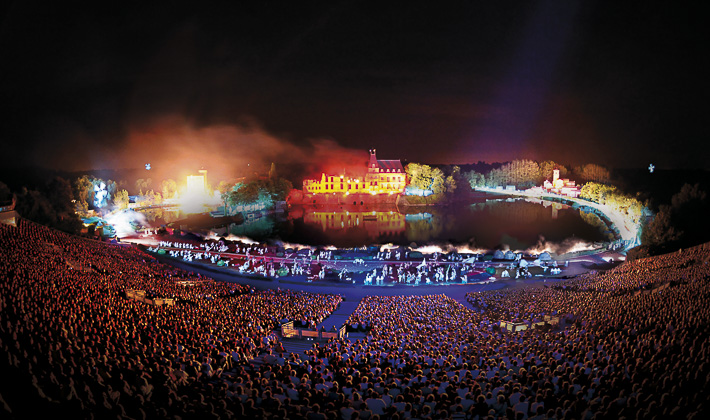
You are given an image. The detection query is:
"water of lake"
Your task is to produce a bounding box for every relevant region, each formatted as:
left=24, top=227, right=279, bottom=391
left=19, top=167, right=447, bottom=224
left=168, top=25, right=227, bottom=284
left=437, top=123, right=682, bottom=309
left=217, top=196, right=611, bottom=251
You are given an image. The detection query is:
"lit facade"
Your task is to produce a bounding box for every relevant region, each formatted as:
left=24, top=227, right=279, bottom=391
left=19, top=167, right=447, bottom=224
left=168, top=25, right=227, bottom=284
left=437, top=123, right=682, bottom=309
left=303, top=149, right=406, bottom=195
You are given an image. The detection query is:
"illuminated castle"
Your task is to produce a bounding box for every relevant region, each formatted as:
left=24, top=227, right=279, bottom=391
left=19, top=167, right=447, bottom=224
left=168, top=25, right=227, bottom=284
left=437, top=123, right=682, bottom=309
left=543, top=168, right=581, bottom=198
left=303, top=149, right=406, bottom=195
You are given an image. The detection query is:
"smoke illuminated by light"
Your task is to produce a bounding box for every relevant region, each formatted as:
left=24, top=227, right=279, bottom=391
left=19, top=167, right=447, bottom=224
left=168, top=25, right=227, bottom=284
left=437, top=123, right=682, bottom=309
left=176, top=185, right=222, bottom=214
left=104, top=210, right=148, bottom=237
left=380, top=243, right=488, bottom=255
left=525, top=235, right=598, bottom=255
left=94, top=182, right=108, bottom=208
left=205, top=232, right=260, bottom=244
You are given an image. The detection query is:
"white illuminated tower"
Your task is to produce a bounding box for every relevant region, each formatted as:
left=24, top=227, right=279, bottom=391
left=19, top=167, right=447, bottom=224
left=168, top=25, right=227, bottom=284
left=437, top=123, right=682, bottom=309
left=186, top=170, right=207, bottom=197
left=199, top=169, right=207, bottom=190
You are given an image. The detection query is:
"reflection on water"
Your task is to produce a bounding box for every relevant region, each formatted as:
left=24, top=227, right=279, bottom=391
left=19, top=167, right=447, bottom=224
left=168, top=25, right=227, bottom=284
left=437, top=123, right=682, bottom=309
left=210, top=197, right=610, bottom=250
left=305, top=210, right=405, bottom=236
left=138, top=207, right=184, bottom=224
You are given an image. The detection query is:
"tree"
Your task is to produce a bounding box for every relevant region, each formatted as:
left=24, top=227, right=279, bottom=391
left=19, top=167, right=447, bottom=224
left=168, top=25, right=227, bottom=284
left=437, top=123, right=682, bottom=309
left=405, top=163, right=446, bottom=193
left=16, top=188, right=55, bottom=226
left=581, top=182, right=617, bottom=204
left=0, top=181, right=12, bottom=203
left=113, top=189, right=130, bottom=210
left=641, top=205, right=679, bottom=248
left=268, top=178, right=293, bottom=202
left=223, top=177, right=293, bottom=209
left=137, top=190, right=162, bottom=207
left=160, top=179, right=177, bottom=200
left=135, top=178, right=152, bottom=195
left=46, top=177, right=75, bottom=216
left=486, top=167, right=505, bottom=188
left=463, top=170, right=486, bottom=188
left=444, top=175, right=456, bottom=194
left=642, top=184, right=709, bottom=252
left=73, top=175, right=93, bottom=210
left=15, top=178, right=82, bottom=234
left=216, top=180, right=233, bottom=196
left=575, top=164, right=610, bottom=183
left=443, top=166, right=460, bottom=194
left=72, top=175, right=117, bottom=210
left=538, top=161, right=568, bottom=183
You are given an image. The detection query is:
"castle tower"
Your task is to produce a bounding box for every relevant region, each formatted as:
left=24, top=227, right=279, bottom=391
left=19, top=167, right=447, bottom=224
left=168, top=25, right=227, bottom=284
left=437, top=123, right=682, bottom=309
left=368, top=149, right=378, bottom=170
left=553, top=168, right=560, bottom=184
left=198, top=169, right=208, bottom=191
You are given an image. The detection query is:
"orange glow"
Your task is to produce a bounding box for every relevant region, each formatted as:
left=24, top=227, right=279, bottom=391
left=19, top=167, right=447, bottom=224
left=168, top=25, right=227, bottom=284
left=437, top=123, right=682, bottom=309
left=176, top=172, right=222, bottom=214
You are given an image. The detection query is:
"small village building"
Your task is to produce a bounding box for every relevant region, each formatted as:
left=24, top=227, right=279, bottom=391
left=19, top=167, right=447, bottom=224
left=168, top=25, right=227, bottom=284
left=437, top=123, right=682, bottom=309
left=543, top=169, right=581, bottom=198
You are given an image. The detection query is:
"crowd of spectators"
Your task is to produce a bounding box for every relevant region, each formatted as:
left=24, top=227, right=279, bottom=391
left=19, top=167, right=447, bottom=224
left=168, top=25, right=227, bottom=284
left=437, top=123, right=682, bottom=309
left=0, top=219, right=342, bottom=418
left=1, top=218, right=709, bottom=419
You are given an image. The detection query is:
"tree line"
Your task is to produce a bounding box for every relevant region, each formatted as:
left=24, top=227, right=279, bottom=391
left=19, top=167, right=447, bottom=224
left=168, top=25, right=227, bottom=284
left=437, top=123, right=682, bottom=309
left=462, top=160, right=611, bottom=189
left=0, top=178, right=82, bottom=234
left=630, top=183, right=710, bottom=259
left=222, top=178, right=292, bottom=208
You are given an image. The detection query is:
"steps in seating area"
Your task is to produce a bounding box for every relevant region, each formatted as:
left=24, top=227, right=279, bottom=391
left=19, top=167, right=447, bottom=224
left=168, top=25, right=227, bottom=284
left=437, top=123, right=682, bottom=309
left=315, top=300, right=361, bottom=331
left=272, top=299, right=363, bottom=355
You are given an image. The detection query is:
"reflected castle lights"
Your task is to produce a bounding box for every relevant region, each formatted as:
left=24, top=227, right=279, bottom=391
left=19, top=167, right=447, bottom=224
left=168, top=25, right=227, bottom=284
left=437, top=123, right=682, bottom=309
left=304, top=210, right=405, bottom=237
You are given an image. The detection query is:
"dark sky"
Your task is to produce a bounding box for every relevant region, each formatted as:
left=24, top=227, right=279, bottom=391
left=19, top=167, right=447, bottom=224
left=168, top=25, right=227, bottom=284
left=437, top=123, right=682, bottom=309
left=0, top=1, right=706, bottom=177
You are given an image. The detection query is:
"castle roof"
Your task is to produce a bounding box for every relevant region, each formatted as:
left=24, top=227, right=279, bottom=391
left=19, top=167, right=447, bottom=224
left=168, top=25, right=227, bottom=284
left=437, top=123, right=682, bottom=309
left=376, top=159, right=404, bottom=172
left=369, top=149, right=404, bottom=172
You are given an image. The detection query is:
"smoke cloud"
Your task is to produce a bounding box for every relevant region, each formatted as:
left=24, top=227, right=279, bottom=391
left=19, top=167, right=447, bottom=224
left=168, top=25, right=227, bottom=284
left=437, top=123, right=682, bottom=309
left=526, top=235, right=598, bottom=255
left=72, top=117, right=371, bottom=190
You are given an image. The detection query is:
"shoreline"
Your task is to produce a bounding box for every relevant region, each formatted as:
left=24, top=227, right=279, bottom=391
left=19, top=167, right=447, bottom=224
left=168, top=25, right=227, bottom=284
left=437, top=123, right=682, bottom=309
left=475, top=187, right=640, bottom=250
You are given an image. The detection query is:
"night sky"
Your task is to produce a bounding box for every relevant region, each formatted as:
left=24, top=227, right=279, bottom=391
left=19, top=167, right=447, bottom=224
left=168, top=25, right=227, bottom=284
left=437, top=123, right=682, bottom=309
left=0, top=2, right=706, bottom=177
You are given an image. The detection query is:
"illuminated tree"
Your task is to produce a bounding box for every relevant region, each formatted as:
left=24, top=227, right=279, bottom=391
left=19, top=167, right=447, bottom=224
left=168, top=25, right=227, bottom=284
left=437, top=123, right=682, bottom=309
left=72, top=175, right=116, bottom=210
left=113, top=189, right=130, bottom=210
left=405, top=163, right=446, bottom=193
left=444, top=175, right=456, bottom=193
left=581, top=182, right=619, bottom=205
left=575, top=164, right=611, bottom=183
left=538, top=161, right=568, bottom=183
left=482, top=160, right=539, bottom=188
left=73, top=175, right=93, bottom=209
left=137, top=190, right=162, bottom=207
left=135, top=178, right=152, bottom=195
left=216, top=180, right=233, bottom=196
left=463, top=170, right=486, bottom=188
left=223, top=177, right=292, bottom=208
left=160, top=179, right=177, bottom=200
